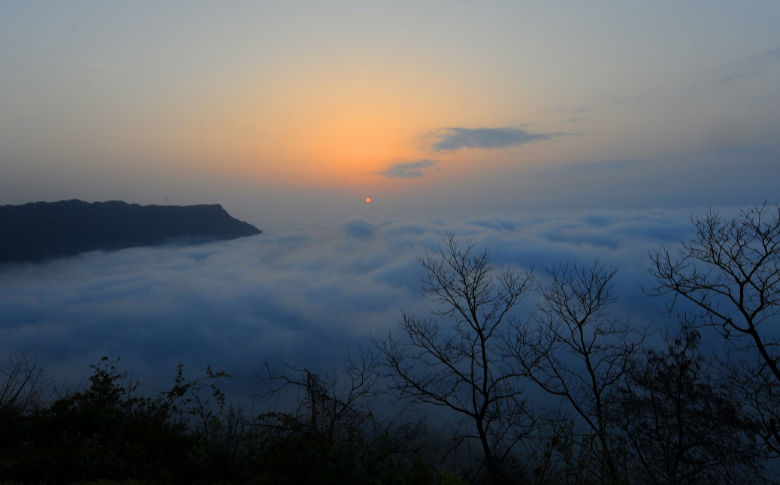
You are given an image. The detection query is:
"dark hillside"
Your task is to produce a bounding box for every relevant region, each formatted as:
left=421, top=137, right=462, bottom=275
left=0, top=200, right=261, bottom=264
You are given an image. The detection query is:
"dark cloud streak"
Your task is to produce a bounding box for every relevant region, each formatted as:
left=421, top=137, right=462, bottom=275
left=429, top=127, right=559, bottom=152
left=380, top=159, right=437, bottom=178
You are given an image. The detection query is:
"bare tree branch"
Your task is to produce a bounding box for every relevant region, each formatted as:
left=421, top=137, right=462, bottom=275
left=0, top=353, right=47, bottom=416
left=649, top=204, right=780, bottom=453
left=514, top=260, right=643, bottom=483
left=375, top=233, right=533, bottom=479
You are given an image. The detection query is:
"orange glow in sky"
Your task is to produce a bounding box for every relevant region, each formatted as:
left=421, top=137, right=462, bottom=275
left=1, top=2, right=779, bottom=217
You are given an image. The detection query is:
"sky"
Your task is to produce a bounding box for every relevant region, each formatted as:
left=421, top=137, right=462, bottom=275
left=1, top=1, right=779, bottom=225
left=1, top=2, right=779, bottom=399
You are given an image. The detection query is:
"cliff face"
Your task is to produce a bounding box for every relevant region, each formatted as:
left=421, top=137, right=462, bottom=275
left=0, top=200, right=261, bottom=263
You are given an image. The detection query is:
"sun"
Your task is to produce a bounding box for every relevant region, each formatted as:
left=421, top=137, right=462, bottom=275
left=364, top=197, right=372, bottom=204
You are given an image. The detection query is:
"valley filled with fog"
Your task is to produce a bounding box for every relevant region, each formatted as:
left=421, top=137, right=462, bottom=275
left=1, top=207, right=703, bottom=400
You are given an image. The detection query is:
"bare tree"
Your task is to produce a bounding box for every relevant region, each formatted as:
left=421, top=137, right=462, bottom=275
left=615, top=324, right=762, bottom=484
left=649, top=204, right=780, bottom=451
left=0, top=353, right=46, bottom=416
left=258, top=348, right=380, bottom=443
left=257, top=349, right=440, bottom=483
left=521, top=406, right=590, bottom=485
left=376, top=234, right=533, bottom=479
left=514, top=261, right=641, bottom=483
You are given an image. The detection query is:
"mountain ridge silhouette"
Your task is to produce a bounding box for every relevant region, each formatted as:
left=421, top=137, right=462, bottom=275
left=0, top=199, right=261, bottom=264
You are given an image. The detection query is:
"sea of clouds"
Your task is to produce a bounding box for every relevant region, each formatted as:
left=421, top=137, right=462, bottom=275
left=0, top=207, right=706, bottom=401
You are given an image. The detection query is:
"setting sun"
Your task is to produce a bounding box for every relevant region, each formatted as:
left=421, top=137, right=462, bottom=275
left=365, top=197, right=372, bottom=204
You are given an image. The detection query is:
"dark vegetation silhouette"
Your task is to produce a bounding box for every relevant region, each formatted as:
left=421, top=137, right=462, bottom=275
left=614, top=324, right=759, bottom=483
left=375, top=234, right=534, bottom=482
left=650, top=203, right=780, bottom=456
left=2, top=204, right=778, bottom=484
left=0, top=199, right=261, bottom=264
left=514, top=261, right=644, bottom=482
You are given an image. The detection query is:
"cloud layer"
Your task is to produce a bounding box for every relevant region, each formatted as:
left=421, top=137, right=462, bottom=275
left=430, top=127, right=558, bottom=152
left=380, top=159, right=437, bottom=178
left=0, top=208, right=705, bottom=401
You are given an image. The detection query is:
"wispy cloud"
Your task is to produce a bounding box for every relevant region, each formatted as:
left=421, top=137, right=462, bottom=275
left=380, top=159, right=437, bottom=178
left=760, top=46, right=780, bottom=62
left=683, top=45, right=780, bottom=89
left=429, top=127, right=559, bottom=152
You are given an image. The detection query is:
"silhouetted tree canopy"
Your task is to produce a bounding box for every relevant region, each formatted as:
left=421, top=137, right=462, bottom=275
left=376, top=233, right=534, bottom=482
